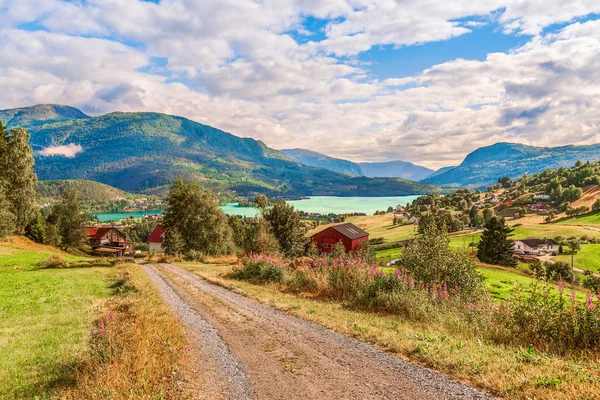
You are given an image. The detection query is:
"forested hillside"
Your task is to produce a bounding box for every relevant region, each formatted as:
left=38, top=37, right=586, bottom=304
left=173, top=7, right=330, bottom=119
left=424, top=142, right=600, bottom=187
left=0, top=105, right=438, bottom=197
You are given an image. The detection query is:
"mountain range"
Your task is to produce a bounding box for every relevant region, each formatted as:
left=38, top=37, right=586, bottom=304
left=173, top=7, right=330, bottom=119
left=423, top=142, right=600, bottom=187
left=0, top=105, right=438, bottom=197
left=280, top=148, right=435, bottom=180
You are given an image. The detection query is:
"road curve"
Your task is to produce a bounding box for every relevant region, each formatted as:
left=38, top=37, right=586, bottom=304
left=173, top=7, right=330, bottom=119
left=143, top=263, right=491, bottom=400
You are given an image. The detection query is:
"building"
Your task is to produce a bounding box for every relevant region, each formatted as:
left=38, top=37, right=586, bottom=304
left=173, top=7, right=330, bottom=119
left=513, top=238, right=559, bottom=256
left=147, top=225, right=165, bottom=253
left=533, top=192, right=551, bottom=200
left=308, top=222, right=369, bottom=253
left=87, top=226, right=133, bottom=257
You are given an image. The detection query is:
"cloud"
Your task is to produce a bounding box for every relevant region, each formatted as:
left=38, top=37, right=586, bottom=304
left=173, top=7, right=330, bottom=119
left=0, top=1, right=599, bottom=169
left=39, top=144, right=84, bottom=158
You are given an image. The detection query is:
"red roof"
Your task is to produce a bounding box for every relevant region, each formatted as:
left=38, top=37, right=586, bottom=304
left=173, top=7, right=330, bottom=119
left=147, top=225, right=164, bottom=243
left=86, top=227, right=98, bottom=237
left=90, top=227, right=125, bottom=241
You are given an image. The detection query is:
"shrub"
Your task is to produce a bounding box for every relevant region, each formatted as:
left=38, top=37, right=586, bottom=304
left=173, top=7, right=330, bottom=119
left=39, top=254, right=69, bottom=269
left=229, top=254, right=285, bottom=284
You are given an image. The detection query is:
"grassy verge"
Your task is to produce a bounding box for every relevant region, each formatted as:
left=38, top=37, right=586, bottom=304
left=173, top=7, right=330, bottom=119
left=0, top=237, right=188, bottom=399
left=179, top=260, right=600, bottom=399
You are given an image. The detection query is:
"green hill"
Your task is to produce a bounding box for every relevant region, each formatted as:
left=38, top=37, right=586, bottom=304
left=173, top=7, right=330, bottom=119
left=423, top=142, right=600, bottom=188
left=1, top=105, right=438, bottom=197
left=37, top=179, right=129, bottom=202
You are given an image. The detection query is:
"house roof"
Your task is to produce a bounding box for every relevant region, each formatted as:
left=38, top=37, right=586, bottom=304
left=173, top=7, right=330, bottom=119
left=516, top=238, right=559, bottom=248
left=90, top=227, right=125, bottom=241
left=147, top=225, right=164, bottom=243
left=316, top=222, right=369, bottom=240
left=86, top=227, right=98, bottom=237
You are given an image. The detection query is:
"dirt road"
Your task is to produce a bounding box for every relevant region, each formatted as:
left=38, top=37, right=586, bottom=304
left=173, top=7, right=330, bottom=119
left=143, top=263, right=490, bottom=400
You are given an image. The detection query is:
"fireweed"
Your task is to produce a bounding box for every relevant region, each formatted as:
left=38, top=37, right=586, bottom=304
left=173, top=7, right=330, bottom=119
left=232, top=254, right=600, bottom=354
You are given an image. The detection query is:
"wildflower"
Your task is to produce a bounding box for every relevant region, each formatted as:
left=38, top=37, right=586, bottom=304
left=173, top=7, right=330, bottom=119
left=570, top=291, right=576, bottom=302
left=557, top=280, right=565, bottom=291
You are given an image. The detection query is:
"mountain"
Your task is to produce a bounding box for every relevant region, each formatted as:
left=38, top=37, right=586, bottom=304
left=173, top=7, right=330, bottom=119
left=1, top=105, right=439, bottom=197
left=423, top=142, right=600, bottom=188
left=425, top=166, right=456, bottom=180
left=358, top=161, right=434, bottom=181
left=280, top=148, right=363, bottom=176
left=281, top=148, right=435, bottom=181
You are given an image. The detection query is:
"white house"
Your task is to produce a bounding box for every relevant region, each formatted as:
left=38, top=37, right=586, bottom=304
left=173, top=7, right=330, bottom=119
left=533, top=192, right=551, bottom=200
left=513, top=238, right=559, bottom=255
left=147, top=225, right=165, bottom=253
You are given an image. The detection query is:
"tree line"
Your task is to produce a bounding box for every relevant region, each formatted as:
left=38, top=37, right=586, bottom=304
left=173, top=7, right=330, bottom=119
left=0, top=122, right=88, bottom=249
left=161, top=180, right=306, bottom=259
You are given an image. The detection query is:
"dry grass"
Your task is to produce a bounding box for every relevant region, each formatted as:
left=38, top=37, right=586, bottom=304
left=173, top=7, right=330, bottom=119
left=179, top=259, right=600, bottom=400
left=58, top=266, right=189, bottom=400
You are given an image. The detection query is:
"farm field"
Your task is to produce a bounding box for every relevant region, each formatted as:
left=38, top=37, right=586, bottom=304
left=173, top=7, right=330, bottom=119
left=556, top=210, right=600, bottom=226
left=555, top=244, right=600, bottom=273
left=346, top=213, right=418, bottom=242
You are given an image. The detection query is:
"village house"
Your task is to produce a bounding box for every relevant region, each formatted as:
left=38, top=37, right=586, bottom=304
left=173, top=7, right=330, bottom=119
left=87, top=226, right=133, bottom=257
left=533, top=192, right=551, bottom=201
left=513, top=238, right=559, bottom=256
left=147, top=225, right=165, bottom=253
left=308, top=222, right=369, bottom=254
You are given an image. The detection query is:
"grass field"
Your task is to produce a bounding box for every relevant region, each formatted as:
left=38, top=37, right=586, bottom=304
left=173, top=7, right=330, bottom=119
left=555, top=244, right=600, bottom=273
left=556, top=210, right=600, bottom=226
left=0, top=240, right=111, bottom=398
left=0, top=237, right=186, bottom=399
left=345, top=213, right=418, bottom=242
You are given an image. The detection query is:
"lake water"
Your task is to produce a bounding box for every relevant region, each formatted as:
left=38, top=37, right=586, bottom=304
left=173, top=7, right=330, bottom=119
left=93, top=195, right=421, bottom=221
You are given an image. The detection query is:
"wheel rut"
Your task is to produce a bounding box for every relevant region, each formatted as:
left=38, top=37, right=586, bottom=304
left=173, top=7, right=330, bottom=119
left=144, top=263, right=492, bottom=400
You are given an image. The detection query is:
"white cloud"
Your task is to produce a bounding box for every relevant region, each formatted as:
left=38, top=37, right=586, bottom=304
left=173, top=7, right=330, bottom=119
left=0, top=1, right=599, bottom=169
left=39, top=144, right=84, bottom=158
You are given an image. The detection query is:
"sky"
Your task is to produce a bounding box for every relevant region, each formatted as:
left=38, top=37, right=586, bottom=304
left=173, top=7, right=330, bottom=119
left=0, top=1, right=599, bottom=169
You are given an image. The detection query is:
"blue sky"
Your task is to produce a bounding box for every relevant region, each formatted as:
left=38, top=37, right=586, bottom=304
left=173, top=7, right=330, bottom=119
left=1, top=1, right=600, bottom=168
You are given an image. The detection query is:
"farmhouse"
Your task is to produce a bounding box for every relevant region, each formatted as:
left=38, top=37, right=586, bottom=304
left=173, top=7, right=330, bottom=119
left=147, top=225, right=165, bottom=253
left=308, top=222, right=369, bottom=253
left=533, top=192, right=551, bottom=200
left=87, top=226, right=133, bottom=257
left=513, top=238, right=559, bottom=256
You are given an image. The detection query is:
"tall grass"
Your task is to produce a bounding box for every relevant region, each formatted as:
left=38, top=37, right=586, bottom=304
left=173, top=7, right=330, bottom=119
left=231, top=253, right=600, bottom=355
left=59, top=268, right=188, bottom=399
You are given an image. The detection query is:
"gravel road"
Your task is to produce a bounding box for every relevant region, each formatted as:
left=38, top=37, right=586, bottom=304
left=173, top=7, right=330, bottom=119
left=144, top=263, right=492, bottom=400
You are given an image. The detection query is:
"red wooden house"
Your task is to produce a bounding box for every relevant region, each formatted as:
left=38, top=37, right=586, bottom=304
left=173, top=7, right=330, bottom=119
left=87, top=226, right=133, bottom=257
left=308, top=223, right=369, bottom=254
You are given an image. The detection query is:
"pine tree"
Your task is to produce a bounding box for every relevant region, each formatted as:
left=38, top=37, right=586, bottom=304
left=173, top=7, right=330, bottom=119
left=25, top=211, right=47, bottom=244
left=477, top=216, right=517, bottom=267
left=0, top=124, right=38, bottom=233
left=50, top=188, right=88, bottom=250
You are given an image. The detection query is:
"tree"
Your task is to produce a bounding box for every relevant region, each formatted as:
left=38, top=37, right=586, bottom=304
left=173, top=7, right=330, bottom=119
left=592, top=199, right=600, bottom=212
left=0, top=184, right=16, bottom=240
left=25, top=211, right=47, bottom=244
left=49, top=188, right=88, bottom=250
left=0, top=125, right=38, bottom=233
left=483, top=208, right=496, bottom=224
left=264, top=200, right=305, bottom=258
left=498, top=176, right=513, bottom=188
left=399, top=215, right=483, bottom=299
left=162, top=228, right=185, bottom=255
left=477, top=217, right=517, bottom=267
left=567, top=238, right=580, bottom=254
left=162, top=179, right=234, bottom=255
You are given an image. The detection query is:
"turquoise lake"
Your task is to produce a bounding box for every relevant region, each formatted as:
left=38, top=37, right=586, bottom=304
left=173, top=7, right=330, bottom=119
left=92, top=195, right=421, bottom=222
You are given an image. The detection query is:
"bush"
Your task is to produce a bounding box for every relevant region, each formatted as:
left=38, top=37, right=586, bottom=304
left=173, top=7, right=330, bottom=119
left=529, top=261, right=575, bottom=283
left=229, top=254, right=285, bottom=284
left=39, top=254, right=69, bottom=269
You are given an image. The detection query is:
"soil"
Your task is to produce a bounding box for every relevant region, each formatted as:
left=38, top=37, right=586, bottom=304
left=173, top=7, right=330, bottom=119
left=143, top=263, right=491, bottom=400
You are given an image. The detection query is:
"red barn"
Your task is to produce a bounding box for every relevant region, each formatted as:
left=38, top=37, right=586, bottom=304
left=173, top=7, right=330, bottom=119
left=308, top=223, right=369, bottom=253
